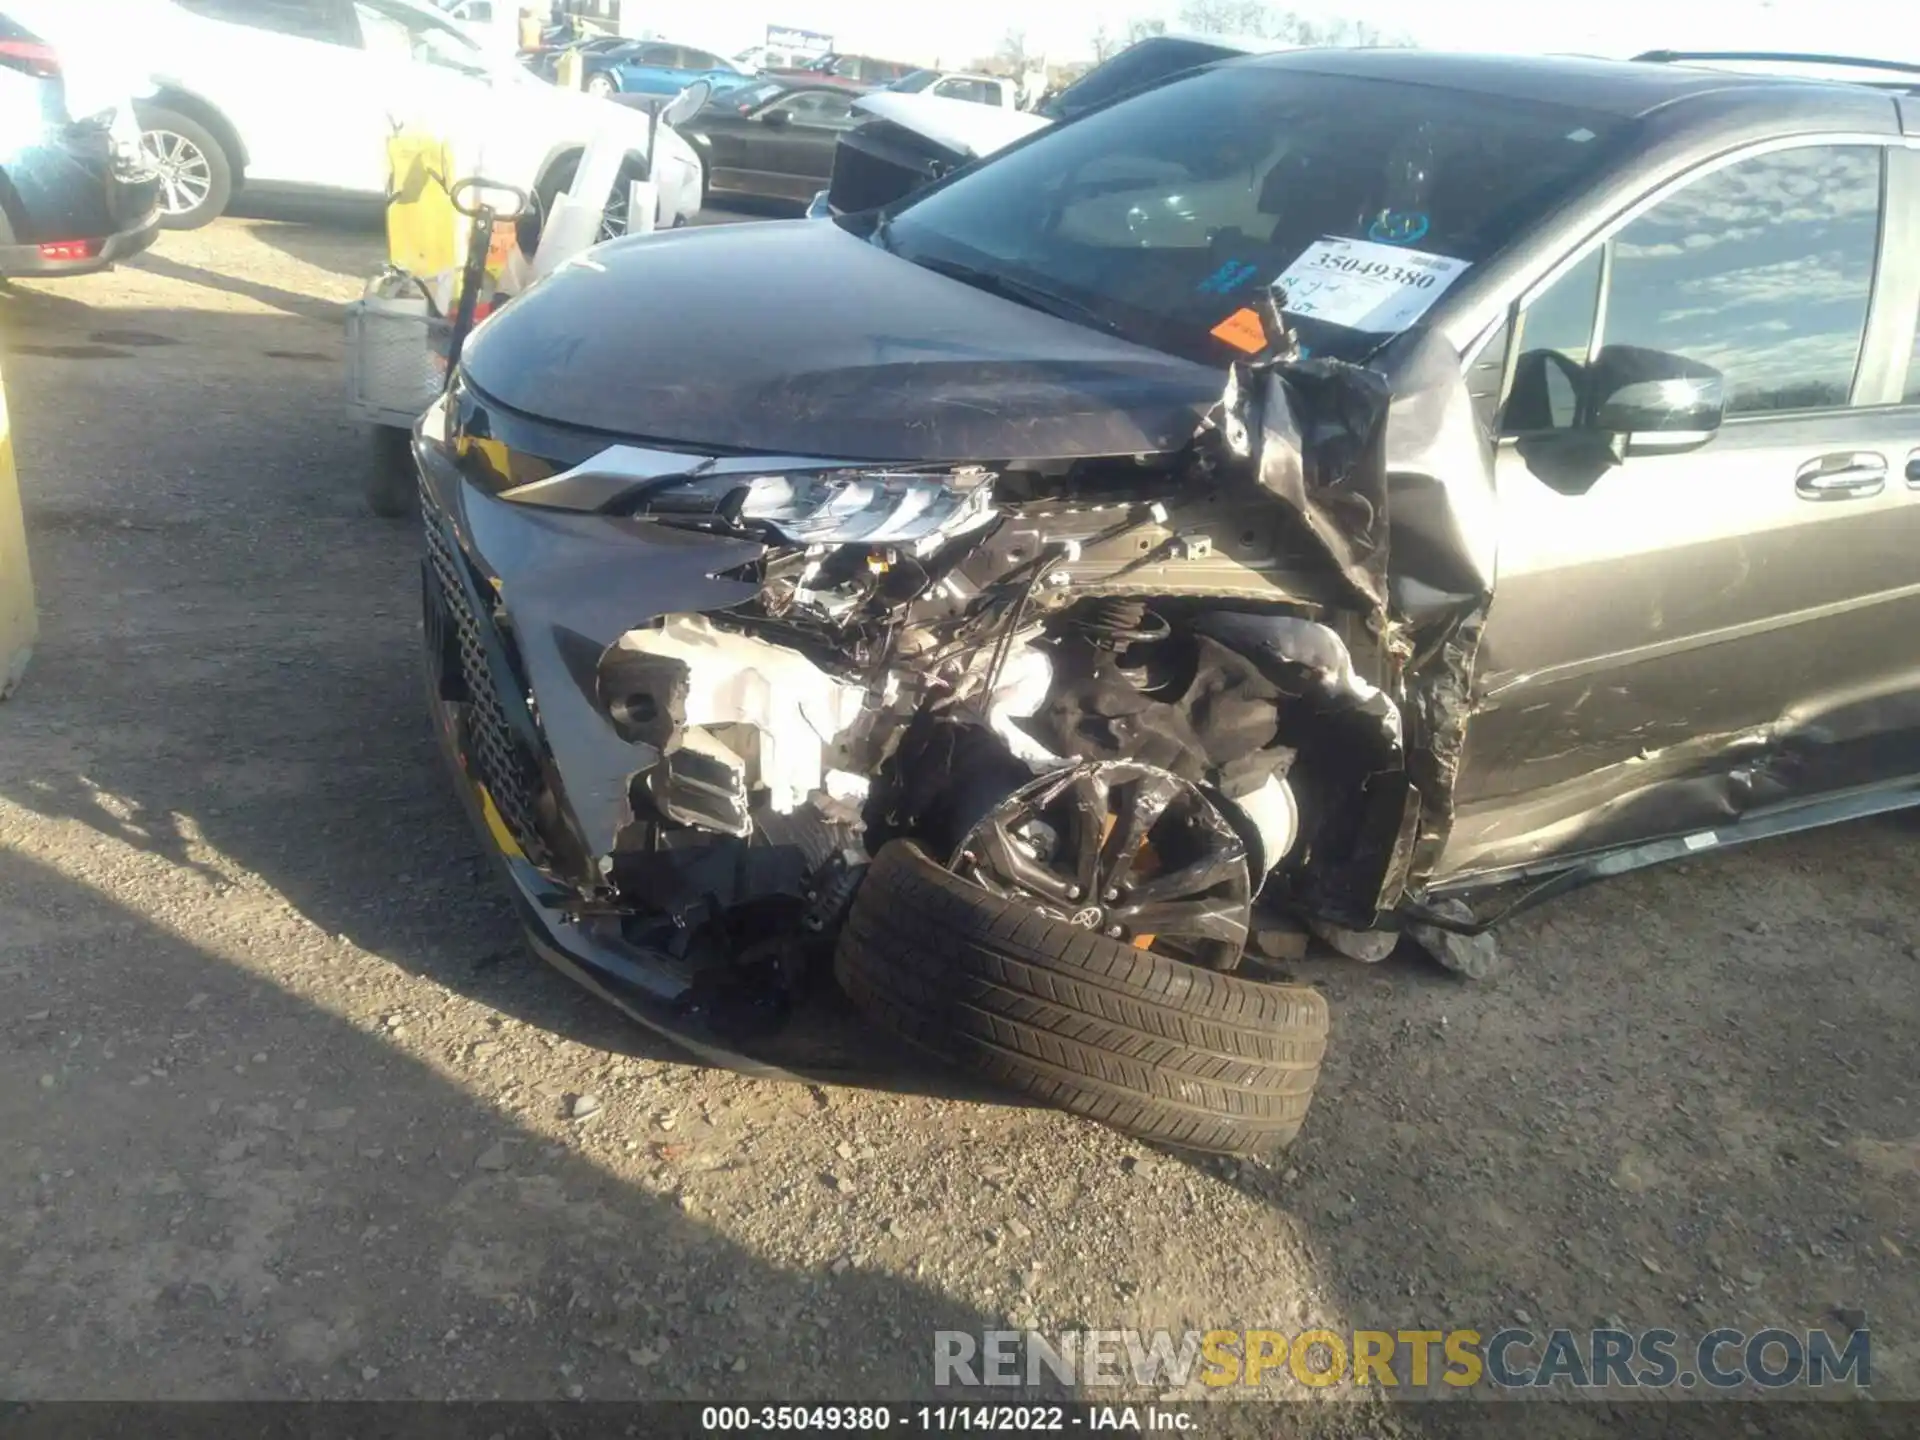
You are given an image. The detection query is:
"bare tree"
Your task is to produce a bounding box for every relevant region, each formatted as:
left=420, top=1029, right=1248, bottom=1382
left=995, top=26, right=1031, bottom=71
left=1173, top=0, right=1395, bottom=45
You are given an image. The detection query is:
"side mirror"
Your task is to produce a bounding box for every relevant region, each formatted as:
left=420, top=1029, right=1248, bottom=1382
left=659, top=78, right=712, bottom=128
left=760, top=107, right=793, bottom=128
left=1587, top=344, right=1725, bottom=454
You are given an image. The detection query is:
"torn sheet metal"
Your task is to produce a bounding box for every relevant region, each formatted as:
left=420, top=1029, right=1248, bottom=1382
left=1208, top=323, right=1498, bottom=909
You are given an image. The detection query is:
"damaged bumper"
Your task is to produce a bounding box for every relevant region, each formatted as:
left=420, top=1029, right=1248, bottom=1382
left=416, top=421, right=889, bottom=1073
left=415, top=314, right=1503, bottom=1051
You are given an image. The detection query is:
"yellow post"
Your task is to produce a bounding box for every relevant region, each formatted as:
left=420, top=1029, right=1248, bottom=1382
left=0, top=358, right=34, bottom=698
left=556, top=47, right=583, bottom=91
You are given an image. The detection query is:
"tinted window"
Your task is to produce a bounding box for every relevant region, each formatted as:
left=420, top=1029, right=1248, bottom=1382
left=1611, top=147, right=1880, bottom=413
left=890, top=70, right=939, bottom=93
left=726, top=80, right=785, bottom=111
left=178, top=0, right=358, bottom=44
left=681, top=48, right=721, bottom=70
left=781, top=89, right=854, bottom=124
left=883, top=64, right=1627, bottom=366
left=1906, top=303, right=1920, bottom=406
left=1508, top=145, right=1882, bottom=428
left=354, top=0, right=482, bottom=68
left=934, top=77, right=992, bottom=104
left=1502, top=248, right=1603, bottom=432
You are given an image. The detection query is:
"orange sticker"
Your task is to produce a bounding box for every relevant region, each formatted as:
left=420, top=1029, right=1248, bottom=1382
left=1210, top=306, right=1267, bottom=354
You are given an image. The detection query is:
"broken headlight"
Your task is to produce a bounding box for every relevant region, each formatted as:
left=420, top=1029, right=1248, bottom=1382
left=722, top=469, right=996, bottom=550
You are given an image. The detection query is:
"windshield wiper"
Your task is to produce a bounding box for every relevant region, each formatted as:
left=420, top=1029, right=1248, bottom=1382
left=900, top=252, right=1124, bottom=337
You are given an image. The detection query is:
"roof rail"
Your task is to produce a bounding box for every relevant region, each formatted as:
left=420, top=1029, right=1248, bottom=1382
left=1632, top=49, right=1920, bottom=82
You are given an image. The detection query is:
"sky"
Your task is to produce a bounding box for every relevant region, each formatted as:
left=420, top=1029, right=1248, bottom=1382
left=669, top=0, right=1903, bottom=70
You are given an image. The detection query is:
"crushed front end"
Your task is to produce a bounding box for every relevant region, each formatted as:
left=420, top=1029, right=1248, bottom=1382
left=412, top=306, right=1495, bottom=1064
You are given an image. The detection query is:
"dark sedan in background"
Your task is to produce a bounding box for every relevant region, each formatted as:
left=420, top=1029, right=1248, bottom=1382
left=677, top=80, right=861, bottom=206
left=0, top=11, right=159, bottom=278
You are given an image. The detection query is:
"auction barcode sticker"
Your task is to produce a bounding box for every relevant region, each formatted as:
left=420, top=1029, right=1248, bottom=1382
left=1274, top=235, right=1471, bottom=334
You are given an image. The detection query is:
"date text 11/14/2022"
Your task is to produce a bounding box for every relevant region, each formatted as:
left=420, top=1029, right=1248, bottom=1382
left=698, top=1405, right=1196, bottom=1432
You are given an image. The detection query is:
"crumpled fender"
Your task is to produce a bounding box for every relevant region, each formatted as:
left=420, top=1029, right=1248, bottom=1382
left=1211, top=325, right=1497, bottom=907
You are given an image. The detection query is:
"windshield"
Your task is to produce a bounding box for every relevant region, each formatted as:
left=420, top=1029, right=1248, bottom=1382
left=889, top=70, right=940, bottom=93
left=881, top=62, right=1628, bottom=365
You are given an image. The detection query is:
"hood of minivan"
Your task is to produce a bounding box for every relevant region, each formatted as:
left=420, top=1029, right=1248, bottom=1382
left=459, top=219, right=1222, bottom=462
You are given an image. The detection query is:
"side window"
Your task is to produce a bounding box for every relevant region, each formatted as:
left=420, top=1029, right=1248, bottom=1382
left=934, top=78, right=986, bottom=104
left=354, top=0, right=479, bottom=67
left=178, top=0, right=359, bottom=44
left=635, top=44, right=677, bottom=68
left=681, top=49, right=720, bottom=71
left=1502, top=248, right=1603, bottom=432
left=782, top=91, right=853, bottom=124
left=1907, top=301, right=1920, bottom=405
left=1503, top=145, right=1884, bottom=433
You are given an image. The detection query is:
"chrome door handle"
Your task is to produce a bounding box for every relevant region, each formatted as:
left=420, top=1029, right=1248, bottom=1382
left=1796, top=452, right=1886, bottom=500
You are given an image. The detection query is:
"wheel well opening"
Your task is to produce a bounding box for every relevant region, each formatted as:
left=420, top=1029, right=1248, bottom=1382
left=536, top=146, right=651, bottom=199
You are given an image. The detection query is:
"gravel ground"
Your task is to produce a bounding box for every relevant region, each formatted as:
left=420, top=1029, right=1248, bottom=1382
left=0, top=216, right=1914, bottom=1425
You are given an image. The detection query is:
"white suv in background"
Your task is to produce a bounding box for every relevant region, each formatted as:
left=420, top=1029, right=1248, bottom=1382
left=114, top=0, right=703, bottom=231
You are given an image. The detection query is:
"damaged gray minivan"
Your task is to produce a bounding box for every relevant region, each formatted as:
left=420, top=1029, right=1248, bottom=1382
left=412, top=47, right=1920, bottom=1156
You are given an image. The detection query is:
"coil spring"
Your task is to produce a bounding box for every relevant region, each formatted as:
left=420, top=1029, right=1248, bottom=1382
left=1079, top=598, right=1169, bottom=648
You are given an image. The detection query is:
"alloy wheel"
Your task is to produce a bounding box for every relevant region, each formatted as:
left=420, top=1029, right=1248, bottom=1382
left=141, top=129, right=213, bottom=217
left=950, top=760, right=1254, bottom=971
left=597, top=184, right=628, bottom=242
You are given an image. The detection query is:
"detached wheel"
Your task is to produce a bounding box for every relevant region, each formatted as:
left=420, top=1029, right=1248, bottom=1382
left=366, top=425, right=416, bottom=519
left=139, top=108, right=232, bottom=230
left=835, top=835, right=1329, bottom=1159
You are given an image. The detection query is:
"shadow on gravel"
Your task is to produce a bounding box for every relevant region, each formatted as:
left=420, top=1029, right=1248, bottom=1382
left=229, top=188, right=387, bottom=235
left=1198, top=819, right=1919, bottom=1404
left=128, top=251, right=350, bottom=324
left=243, top=212, right=390, bottom=283
left=0, top=285, right=1015, bottom=1108
left=0, top=845, right=1020, bottom=1400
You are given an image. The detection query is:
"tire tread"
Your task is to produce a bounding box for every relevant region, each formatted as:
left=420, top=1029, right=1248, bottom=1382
left=834, top=841, right=1329, bottom=1158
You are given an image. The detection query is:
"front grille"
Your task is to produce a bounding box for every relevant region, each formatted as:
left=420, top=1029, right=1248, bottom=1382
left=422, top=517, right=549, bottom=866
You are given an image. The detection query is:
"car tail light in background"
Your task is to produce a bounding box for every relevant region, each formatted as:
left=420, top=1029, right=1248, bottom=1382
left=38, top=240, right=102, bottom=263
left=0, top=38, right=58, bottom=78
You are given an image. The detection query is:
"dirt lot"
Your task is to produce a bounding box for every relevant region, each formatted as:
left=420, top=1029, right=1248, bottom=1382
left=0, top=216, right=1915, bottom=1422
